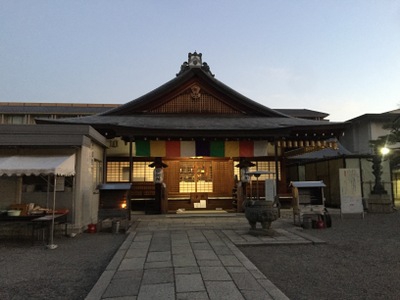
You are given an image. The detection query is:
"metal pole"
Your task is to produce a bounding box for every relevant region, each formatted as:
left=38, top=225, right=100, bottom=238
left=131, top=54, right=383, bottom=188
left=47, top=175, right=58, bottom=250
left=274, top=140, right=279, bottom=195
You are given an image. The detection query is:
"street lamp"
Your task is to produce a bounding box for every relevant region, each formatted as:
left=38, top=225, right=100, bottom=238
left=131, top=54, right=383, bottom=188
left=380, top=146, right=390, bottom=156
left=371, top=146, right=389, bottom=195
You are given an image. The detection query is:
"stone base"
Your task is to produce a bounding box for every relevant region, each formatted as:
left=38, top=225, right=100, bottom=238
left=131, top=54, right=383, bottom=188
left=367, top=194, right=393, bottom=213
left=248, top=228, right=279, bottom=237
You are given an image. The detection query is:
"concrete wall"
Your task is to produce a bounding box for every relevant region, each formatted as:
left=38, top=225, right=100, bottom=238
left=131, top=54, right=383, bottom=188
left=73, top=141, right=104, bottom=231
left=342, top=120, right=372, bottom=154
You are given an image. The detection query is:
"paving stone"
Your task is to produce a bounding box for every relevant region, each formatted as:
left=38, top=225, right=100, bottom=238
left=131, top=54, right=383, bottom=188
left=149, top=240, right=171, bottom=252
left=173, top=253, right=198, bottom=267
left=142, top=268, right=174, bottom=284
left=249, top=269, right=267, bottom=279
left=171, top=238, right=190, bottom=246
left=191, top=242, right=212, bottom=250
left=102, top=296, right=138, bottom=300
left=129, top=241, right=151, bottom=250
left=211, top=245, right=233, bottom=255
left=176, top=274, right=206, bottom=292
left=88, top=216, right=295, bottom=300
left=113, top=269, right=143, bottom=279
left=146, top=251, right=171, bottom=262
left=241, top=290, right=273, bottom=300
left=200, top=266, right=232, bottom=281
left=125, top=248, right=147, bottom=258
left=174, top=266, right=200, bottom=274
left=152, top=231, right=171, bottom=238
left=242, top=234, right=264, bottom=242
left=144, top=261, right=173, bottom=269
left=219, top=255, right=242, bottom=267
left=203, top=230, right=222, bottom=242
left=236, top=256, right=258, bottom=271
left=137, top=283, right=175, bottom=300
left=197, top=260, right=223, bottom=267
left=193, top=249, right=219, bottom=260
left=119, top=257, right=146, bottom=270
left=188, top=234, right=207, bottom=243
left=205, top=281, right=245, bottom=300
left=176, top=291, right=210, bottom=299
left=106, top=249, right=129, bottom=270
left=172, top=245, right=193, bottom=254
left=226, top=266, right=248, bottom=274
left=171, top=232, right=189, bottom=237
left=230, top=271, right=264, bottom=291
left=103, top=276, right=141, bottom=298
left=229, top=250, right=258, bottom=270
left=133, top=234, right=152, bottom=241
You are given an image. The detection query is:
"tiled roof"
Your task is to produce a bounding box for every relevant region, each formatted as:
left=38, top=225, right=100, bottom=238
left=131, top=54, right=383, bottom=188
left=0, top=103, right=118, bottom=114
left=274, top=109, right=329, bottom=119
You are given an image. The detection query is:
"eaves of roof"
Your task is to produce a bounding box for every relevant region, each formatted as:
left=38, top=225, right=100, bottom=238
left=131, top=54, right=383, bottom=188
left=37, top=114, right=346, bottom=140
left=0, top=124, right=107, bottom=147
left=0, top=105, right=115, bottom=115
left=274, top=109, right=329, bottom=119
left=346, top=112, right=400, bottom=123
left=39, top=114, right=340, bottom=129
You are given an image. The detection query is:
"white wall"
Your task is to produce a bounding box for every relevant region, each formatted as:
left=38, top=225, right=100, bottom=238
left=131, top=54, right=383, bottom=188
left=73, top=142, right=103, bottom=231
left=106, top=137, right=131, bottom=156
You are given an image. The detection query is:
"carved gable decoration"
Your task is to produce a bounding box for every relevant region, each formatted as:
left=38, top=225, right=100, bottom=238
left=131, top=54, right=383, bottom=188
left=149, top=84, right=241, bottom=114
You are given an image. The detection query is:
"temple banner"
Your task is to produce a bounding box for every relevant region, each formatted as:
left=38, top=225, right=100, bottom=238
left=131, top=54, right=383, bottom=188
left=134, top=140, right=274, bottom=157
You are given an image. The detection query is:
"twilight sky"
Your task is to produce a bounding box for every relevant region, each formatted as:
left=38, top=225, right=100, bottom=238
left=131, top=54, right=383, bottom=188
left=1, top=1, right=399, bottom=121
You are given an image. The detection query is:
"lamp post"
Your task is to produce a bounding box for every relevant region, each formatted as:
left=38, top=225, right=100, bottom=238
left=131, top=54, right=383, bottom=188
left=367, top=144, right=394, bottom=213
left=371, top=146, right=389, bottom=195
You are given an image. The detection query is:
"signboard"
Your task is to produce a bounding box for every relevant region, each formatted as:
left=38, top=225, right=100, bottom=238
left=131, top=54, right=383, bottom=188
left=153, top=168, right=164, bottom=183
left=55, top=176, right=65, bottom=191
left=339, top=168, right=364, bottom=218
left=265, top=179, right=276, bottom=202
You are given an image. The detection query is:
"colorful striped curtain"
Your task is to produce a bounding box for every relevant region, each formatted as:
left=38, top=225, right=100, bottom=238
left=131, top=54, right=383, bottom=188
left=134, top=140, right=276, bottom=157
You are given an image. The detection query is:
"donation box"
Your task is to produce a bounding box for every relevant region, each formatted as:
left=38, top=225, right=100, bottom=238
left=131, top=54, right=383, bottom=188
left=290, top=181, right=326, bottom=226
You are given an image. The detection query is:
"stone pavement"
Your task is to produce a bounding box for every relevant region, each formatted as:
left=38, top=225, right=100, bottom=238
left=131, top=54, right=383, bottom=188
left=85, top=213, right=325, bottom=300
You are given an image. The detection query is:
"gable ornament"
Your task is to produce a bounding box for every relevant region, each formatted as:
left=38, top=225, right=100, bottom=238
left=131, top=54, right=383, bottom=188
left=190, top=85, right=201, bottom=100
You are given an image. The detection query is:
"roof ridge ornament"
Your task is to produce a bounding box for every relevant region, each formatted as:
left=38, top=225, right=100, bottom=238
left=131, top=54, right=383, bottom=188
left=176, top=51, right=215, bottom=77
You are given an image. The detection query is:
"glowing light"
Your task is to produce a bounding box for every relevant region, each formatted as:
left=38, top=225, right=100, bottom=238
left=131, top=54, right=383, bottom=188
left=380, top=147, right=390, bottom=156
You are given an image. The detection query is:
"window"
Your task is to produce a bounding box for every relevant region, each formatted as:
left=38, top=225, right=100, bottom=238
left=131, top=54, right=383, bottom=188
left=5, top=115, right=25, bottom=124
left=106, top=161, right=153, bottom=182
left=132, top=162, right=153, bottom=182
left=107, top=161, right=129, bottom=182
left=179, top=161, right=213, bottom=193
left=234, top=160, right=280, bottom=180
left=92, top=159, right=103, bottom=190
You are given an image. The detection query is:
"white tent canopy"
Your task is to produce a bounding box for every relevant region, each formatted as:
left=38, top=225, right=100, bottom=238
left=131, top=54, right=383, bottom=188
left=0, top=154, right=76, bottom=250
left=0, top=155, right=75, bottom=176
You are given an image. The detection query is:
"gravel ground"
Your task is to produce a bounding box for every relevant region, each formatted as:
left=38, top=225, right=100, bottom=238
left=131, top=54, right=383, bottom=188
left=0, top=230, right=126, bottom=300
left=239, top=210, right=400, bottom=300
